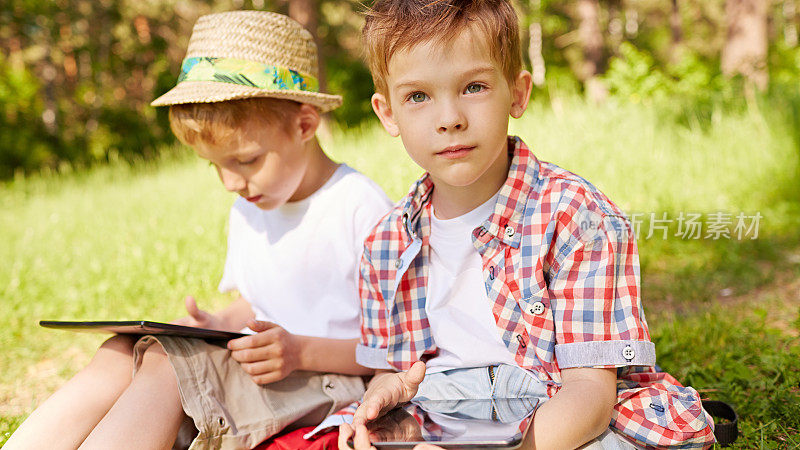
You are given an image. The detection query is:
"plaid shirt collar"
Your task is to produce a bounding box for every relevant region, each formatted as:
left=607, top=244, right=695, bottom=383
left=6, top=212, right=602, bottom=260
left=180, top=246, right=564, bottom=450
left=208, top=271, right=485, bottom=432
left=397, top=136, right=540, bottom=248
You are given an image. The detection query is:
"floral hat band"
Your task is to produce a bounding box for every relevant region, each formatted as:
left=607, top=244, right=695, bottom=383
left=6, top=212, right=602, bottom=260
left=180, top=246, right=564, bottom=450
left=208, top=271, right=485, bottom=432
left=177, top=56, right=320, bottom=93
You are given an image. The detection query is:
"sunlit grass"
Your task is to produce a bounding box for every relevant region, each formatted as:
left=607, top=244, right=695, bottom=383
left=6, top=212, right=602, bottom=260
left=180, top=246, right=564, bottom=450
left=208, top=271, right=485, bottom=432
left=2, top=98, right=799, bottom=445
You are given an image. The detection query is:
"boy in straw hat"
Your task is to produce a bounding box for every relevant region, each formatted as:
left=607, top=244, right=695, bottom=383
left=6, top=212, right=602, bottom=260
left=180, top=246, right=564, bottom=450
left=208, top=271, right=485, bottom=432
left=6, top=10, right=391, bottom=450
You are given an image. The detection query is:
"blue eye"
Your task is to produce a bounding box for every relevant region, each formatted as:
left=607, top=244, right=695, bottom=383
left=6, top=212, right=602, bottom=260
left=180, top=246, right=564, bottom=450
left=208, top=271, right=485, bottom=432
left=408, top=92, right=428, bottom=103
left=465, top=83, right=484, bottom=94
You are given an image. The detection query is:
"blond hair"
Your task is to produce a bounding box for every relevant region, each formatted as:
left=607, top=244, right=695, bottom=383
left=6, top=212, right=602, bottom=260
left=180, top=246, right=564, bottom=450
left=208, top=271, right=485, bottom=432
left=169, top=98, right=301, bottom=147
left=363, top=0, right=523, bottom=95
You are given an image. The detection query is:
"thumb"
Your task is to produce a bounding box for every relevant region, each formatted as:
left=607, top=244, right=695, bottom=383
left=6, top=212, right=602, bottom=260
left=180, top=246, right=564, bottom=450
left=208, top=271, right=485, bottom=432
left=184, top=296, right=208, bottom=320
left=247, top=319, right=277, bottom=333
left=402, top=361, right=426, bottom=391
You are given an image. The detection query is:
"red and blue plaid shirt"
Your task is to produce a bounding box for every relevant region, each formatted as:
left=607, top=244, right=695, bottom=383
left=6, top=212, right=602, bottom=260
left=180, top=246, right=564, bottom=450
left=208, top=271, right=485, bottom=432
left=350, top=137, right=715, bottom=448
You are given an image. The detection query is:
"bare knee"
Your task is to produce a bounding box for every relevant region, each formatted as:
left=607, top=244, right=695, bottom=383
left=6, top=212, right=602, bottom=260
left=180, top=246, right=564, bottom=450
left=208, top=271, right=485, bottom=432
left=94, top=335, right=136, bottom=361
left=83, top=335, right=137, bottom=380
left=139, top=342, right=173, bottom=376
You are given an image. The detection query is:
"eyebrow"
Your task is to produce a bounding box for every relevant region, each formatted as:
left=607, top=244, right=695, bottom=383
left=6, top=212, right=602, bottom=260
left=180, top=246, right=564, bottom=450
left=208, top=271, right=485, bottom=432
left=393, top=65, right=497, bottom=91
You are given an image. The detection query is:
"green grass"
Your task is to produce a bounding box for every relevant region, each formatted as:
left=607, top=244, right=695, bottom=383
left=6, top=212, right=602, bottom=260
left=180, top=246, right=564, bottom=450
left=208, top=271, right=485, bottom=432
left=2, top=97, right=799, bottom=447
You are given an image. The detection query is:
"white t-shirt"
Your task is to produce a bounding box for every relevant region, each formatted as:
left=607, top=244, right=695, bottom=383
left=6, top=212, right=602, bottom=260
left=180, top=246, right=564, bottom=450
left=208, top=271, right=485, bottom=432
left=425, top=193, right=518, bottom=373
left=218, top=164, right=392, bottom=339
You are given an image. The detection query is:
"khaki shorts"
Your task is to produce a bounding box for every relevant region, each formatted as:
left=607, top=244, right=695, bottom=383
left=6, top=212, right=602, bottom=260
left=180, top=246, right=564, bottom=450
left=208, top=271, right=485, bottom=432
left=133, top=336, right=365, bottom=450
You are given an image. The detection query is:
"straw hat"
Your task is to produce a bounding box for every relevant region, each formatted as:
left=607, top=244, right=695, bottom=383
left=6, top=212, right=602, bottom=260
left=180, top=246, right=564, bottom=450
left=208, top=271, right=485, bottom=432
left=151, top=11, right=341, bottom=112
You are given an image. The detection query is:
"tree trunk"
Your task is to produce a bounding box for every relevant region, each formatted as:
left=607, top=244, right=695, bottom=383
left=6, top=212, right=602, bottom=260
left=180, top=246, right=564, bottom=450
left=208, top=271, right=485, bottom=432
left=669, top=0, right=684, bottom=63
left=670, top=0, right=684, bottom=46
left=721, top=0, right=769, bottom=92
left=527, top=0, right=546, bottom=87
left=784, top=0, right=797, bottom=47
left=607, top=0, right=623, bottom=55
left=288, top=0, right=326, bottom=94
left=625, top=8, right=638, bottom=38
left=575, top=0, right=607, bottom=102
left=529, top=22, right=546, bottom=87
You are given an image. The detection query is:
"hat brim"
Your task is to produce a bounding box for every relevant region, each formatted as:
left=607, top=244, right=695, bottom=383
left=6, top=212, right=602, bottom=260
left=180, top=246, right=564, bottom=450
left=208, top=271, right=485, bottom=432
left=150, top=80, right=342, bottom=113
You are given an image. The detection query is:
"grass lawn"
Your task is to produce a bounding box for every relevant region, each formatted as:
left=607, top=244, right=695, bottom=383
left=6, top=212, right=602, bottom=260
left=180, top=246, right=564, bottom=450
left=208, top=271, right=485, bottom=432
left=2, top=98, right=799, bottom=447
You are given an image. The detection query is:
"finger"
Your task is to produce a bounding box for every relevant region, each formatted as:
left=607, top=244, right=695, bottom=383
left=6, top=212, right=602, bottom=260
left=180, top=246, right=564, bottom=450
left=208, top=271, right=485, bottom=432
left=227, top=328, right=280, bottom=351
left=357, top=398, right=383, bottom=423
left=413, top=445, right=444, bottom=450
left=353, top=423, right=376, bottom=450
left=353, top=398, right=380, bottom=424
left=338, top=423, right=355, bottom=450
left=229, top=344, right=276, bottom=363
left=250, top=371, right=284, bottom=385
left=237, top=358, right=284, bottom=377
left=246, top=319, right=278, bottom=333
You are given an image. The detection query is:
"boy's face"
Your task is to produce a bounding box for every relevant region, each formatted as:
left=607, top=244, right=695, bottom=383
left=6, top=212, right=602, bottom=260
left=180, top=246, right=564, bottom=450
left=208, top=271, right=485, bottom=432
left=371, top=28, right=532, bottom=197
left=193, top=112, right=312, bottom=210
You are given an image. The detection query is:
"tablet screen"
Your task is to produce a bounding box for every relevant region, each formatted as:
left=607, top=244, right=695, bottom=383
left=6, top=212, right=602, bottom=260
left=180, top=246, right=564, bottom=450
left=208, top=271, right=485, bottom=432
left=363, top=397, right=539, bottom=449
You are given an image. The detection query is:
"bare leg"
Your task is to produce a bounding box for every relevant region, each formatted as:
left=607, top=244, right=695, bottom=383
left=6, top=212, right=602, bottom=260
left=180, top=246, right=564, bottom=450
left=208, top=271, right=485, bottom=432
left=79, top=342, right=185, bottom=450
left=4, top=335, right=137, bottom=450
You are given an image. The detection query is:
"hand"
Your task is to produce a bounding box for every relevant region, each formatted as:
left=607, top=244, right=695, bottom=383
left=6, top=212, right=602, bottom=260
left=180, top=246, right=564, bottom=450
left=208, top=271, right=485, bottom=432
left=338, top=423, right=375, bottom=450
left=171, top=296, right=226, bottom=330
left=353, top=361, right=426, bottom=427
left=338, top=362, right=426, bottom=449
left=338, top=409, right=425, bottom=450
left=227, top=319, right=300, bottom=385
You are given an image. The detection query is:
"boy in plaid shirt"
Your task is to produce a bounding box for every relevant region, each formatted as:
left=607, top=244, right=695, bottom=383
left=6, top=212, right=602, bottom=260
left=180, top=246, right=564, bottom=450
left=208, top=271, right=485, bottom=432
left=336, top=0, right=717, bottom=448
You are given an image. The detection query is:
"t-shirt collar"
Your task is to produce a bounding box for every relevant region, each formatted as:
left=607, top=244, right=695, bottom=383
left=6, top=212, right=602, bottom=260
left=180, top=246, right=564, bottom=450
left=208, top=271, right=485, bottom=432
left=399, top=136, right=540, bottom=248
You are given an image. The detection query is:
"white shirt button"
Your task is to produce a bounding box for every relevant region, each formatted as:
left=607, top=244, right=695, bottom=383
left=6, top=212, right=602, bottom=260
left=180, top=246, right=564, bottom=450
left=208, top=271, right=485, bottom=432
left=504, top=225, right=515, bottom=238
left=622, top=345, right=635, bottom=361
left=530, top=301, right=545, bottom=315
left=395, top=258, right=403, bottom=269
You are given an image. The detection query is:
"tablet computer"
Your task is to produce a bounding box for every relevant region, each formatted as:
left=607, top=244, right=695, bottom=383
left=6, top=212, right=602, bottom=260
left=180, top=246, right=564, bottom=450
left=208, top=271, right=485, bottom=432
left=39, top=320, right=246, bottom=341
left=355, top=397, right=539, bottom=449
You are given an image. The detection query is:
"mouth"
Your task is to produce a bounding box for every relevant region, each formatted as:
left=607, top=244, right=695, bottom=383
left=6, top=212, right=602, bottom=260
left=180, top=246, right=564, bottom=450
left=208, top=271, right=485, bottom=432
left=244, top=194, right=263, bottom=203
left=436, top=145, right=476, bottom=159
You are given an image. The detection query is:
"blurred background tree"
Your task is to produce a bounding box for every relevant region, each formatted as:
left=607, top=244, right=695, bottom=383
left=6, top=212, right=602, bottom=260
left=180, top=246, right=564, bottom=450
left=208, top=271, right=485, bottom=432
left=1, top=0, right=797, bottom=178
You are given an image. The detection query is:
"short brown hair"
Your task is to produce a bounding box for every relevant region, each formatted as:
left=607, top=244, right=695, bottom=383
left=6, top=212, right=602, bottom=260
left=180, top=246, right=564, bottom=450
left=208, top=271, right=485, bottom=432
left=363, top=0, right=522, bottom=95
left=169, top=98, right=301, bottom=147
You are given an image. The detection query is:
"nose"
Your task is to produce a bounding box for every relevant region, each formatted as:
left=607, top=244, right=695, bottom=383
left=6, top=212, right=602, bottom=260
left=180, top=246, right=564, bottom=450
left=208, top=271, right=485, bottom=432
left=217, top=166, right=247, bottom=193
left=436, top=100, right=467, bottom=133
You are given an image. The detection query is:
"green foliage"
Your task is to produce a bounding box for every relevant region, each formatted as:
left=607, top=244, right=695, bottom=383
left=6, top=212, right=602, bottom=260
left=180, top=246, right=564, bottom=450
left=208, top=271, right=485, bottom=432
left=0, top=53, right=54, bottom=178
left=603, top=42, right=732, bottom=104
left=603, top=42, right=672, bottom=101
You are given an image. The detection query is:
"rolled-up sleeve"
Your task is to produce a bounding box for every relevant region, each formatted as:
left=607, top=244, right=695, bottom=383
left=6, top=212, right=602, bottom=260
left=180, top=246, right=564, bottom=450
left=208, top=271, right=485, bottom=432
left=548, top=202, right=655, bottom=368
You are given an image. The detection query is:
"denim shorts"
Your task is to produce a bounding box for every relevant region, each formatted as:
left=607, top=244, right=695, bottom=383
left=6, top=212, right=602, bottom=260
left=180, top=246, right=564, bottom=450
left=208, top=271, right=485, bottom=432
left=413, top=364, right=640, bottom=450
left=133, top=336, right=365, bottom=450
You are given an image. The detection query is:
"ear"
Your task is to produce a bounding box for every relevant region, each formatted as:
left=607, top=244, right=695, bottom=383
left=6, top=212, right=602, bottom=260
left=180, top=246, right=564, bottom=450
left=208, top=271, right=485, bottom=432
left=295, top=103, right=321, bottom=142
left=371, top=92, right=400, bottom=137
left=509, top=70, right=533, bottom=119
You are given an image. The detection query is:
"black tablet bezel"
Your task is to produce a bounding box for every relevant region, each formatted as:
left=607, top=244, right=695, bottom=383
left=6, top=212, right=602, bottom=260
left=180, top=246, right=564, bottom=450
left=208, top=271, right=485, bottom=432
left=39, top=320, right=246, bottom=341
